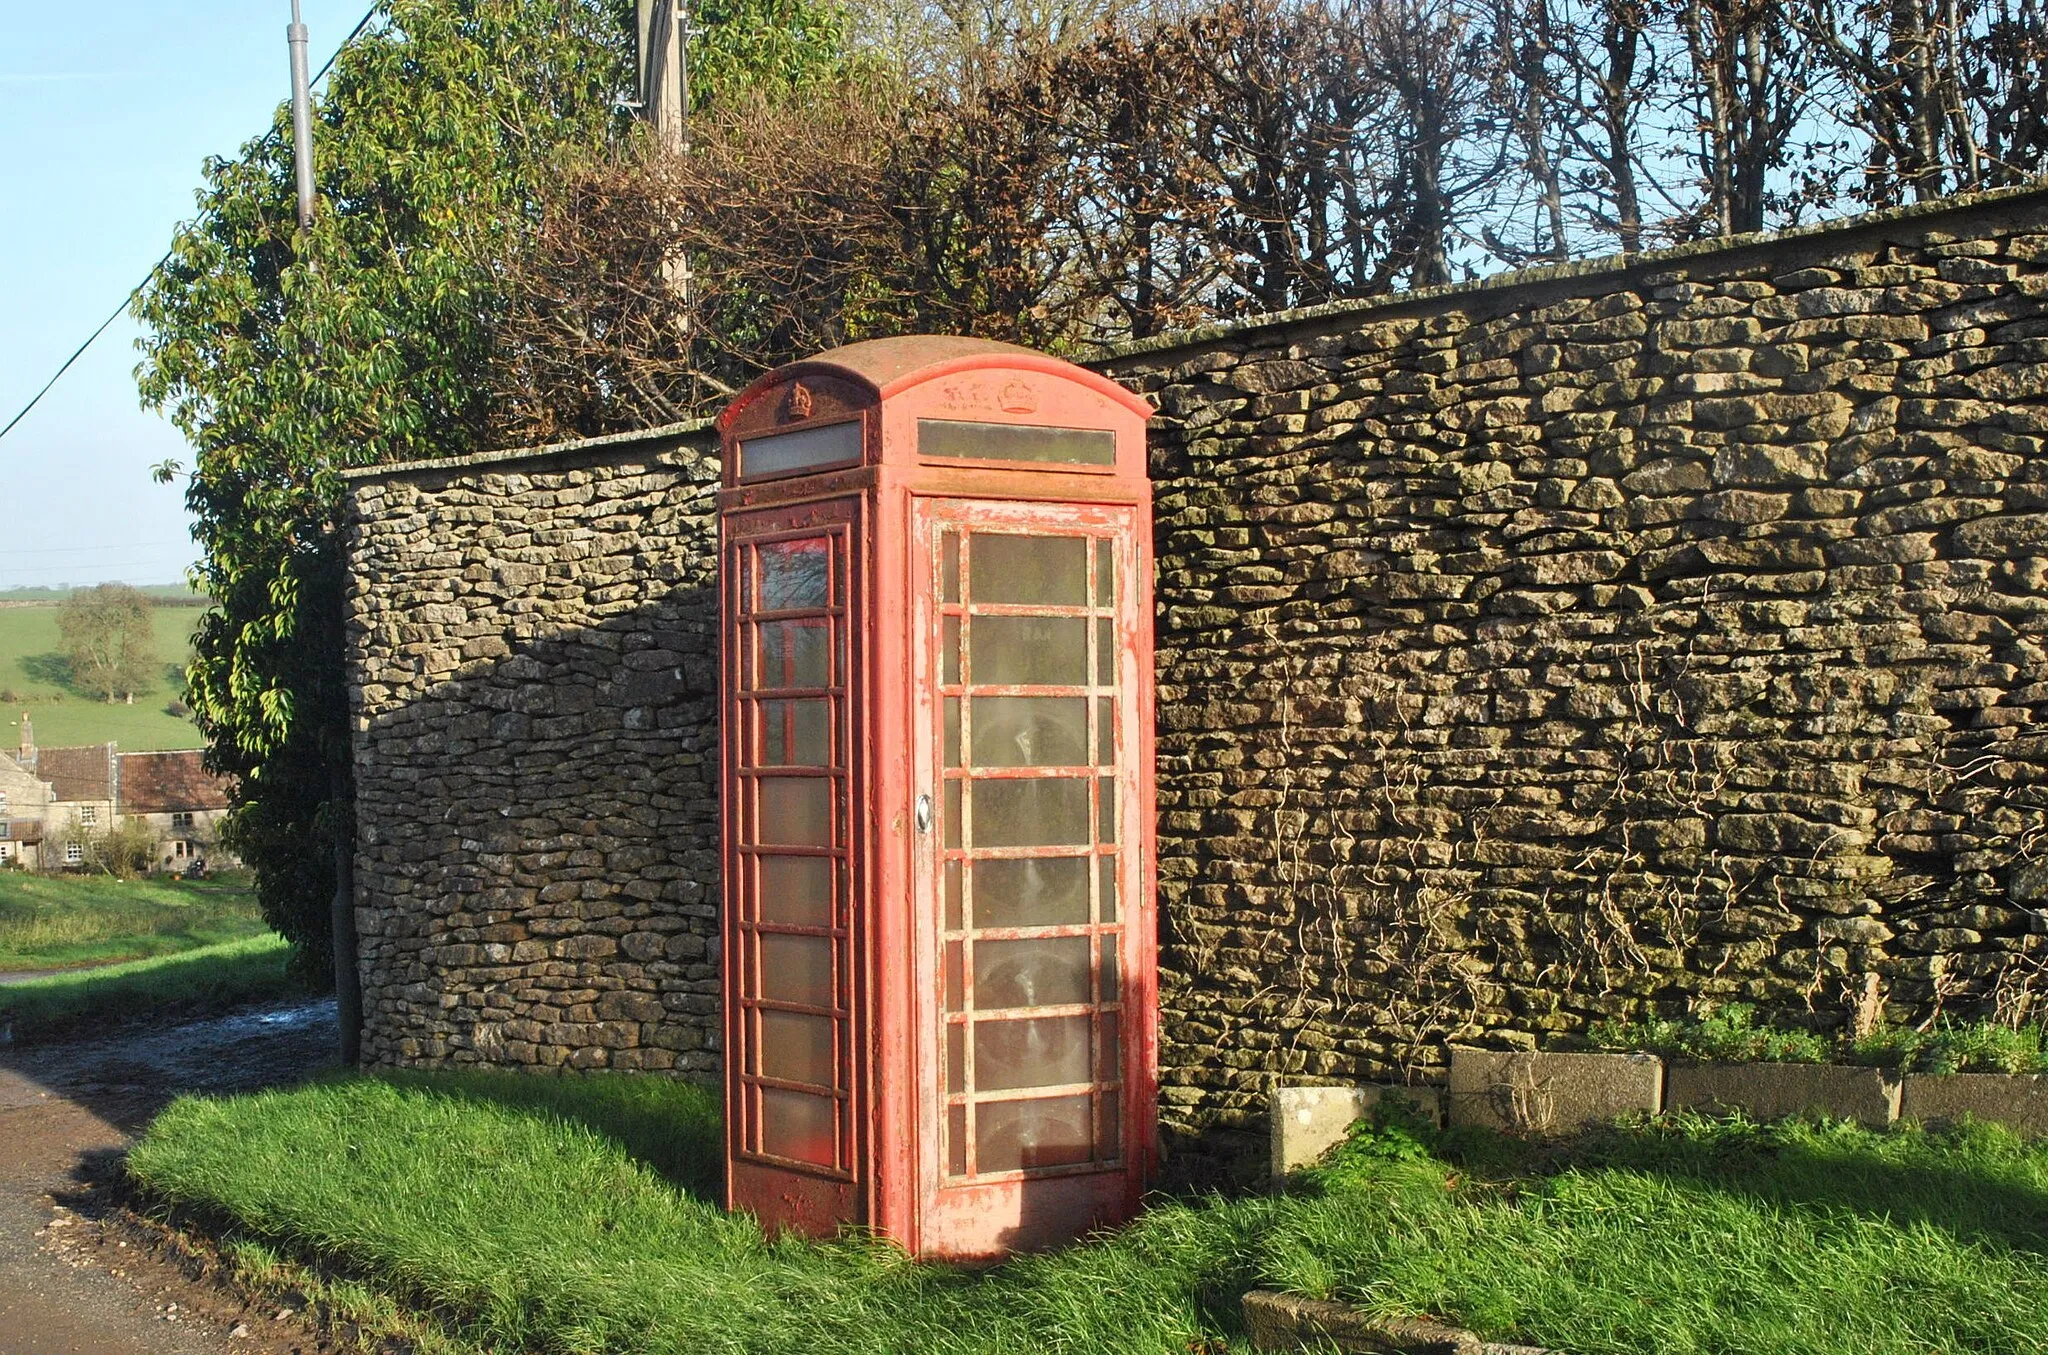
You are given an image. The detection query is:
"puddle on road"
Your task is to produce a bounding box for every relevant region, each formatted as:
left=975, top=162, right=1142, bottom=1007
left=0, top=998, right=341, bottom=1118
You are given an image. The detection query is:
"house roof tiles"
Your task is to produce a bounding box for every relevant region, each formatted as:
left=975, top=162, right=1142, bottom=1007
left=35, top=744, right=115, bottom=804
left=118, top=750, right=229, bottom=815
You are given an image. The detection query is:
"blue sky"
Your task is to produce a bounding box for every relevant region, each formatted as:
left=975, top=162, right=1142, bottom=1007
left=0, top=2, right=370, bottom=590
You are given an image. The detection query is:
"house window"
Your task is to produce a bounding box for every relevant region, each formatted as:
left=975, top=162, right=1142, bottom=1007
left=171, top=812, right=195, bottom=831
left=174, top=840, right=187, bottom=858
left=78, top=806, right=97, bottom=827
left=64, top=842, right=83, bottom=866
left=0, top=821, right=9, bottom=840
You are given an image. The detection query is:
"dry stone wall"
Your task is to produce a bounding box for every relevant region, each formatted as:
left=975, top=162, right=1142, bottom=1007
left=1098, top=186, right=2048, bottom=1180
left=344, top=426, right=724, bottom=1073
left=344, top=188, right=2048, bottom=1186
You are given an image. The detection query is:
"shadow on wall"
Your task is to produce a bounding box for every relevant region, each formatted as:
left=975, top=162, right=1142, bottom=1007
left=350, top=536, right=725, bottom=1079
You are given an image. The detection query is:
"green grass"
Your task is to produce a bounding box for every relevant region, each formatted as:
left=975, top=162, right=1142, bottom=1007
left=127, top=1074, right=2048, bottom=1355
left=0, top=601, right=207, bottom=750
left=0, top=870, right=267, bottom=971
left=1589, top=1002, right=2048, bottom=1075
left=0, top=933, right=300, bottom=1042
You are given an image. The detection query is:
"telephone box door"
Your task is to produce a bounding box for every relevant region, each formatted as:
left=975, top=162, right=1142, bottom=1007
left=911, top=497, right=1155, bottom=1258
left=722, top=496, right=866, bottom=1236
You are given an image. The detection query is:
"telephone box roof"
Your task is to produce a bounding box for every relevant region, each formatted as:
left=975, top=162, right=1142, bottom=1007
left=716, top=335, right=1152, bottom=433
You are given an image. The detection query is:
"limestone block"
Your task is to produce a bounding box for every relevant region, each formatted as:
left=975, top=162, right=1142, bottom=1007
left=1447, top=1049, right=1663, bottom=1135
left=1665, top=1062, right=1899, bottom=1129
left=1270, top=1083, right=1445, bottom=1179
left=1900, top=1073, right=2048, bottom=1137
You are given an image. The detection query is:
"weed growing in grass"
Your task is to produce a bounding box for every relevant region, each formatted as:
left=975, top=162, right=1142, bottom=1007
left=129, top=1070, right=2048, bottom=1355
left=1587, top=1002, right=1833, bottom=1063
left=1847, top=1020, right=2048, bottom=1075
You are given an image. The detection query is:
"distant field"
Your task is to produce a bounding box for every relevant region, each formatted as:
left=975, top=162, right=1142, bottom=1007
left=0, top=584, right=203, bottom=604
left=0, top=870, right=266, bottom=972
left=0, top=597, right=209, bottom=751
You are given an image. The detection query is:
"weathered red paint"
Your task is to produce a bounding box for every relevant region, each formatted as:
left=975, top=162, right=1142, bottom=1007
left=716, top=337, right=1156, bottom=1262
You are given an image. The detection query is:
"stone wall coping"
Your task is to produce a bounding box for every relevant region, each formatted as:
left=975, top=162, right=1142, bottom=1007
left=1091, top=179, right=2048, bottom=367
left=337, top=416, right=718, bottom=488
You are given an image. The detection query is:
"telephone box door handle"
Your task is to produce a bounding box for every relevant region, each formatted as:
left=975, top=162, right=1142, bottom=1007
left=915, top=793, right=933, bottom=835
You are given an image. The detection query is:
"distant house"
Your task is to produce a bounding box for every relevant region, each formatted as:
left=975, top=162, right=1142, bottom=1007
left=118, top=749, right=232, bottom=872
left=0, top=713, right=235, bottom=873
left=32, top=741, right=117, bottom=868
left=0, top=721, right=54, bottom=869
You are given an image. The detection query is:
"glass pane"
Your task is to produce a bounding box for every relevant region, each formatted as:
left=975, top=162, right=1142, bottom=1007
left=976, top=857, right=1089, bottom=928
left=761, top=700, right=831, bottom=766
left=918, top=419, right=1116, bottom=466
left=975, top=779, right=1090, bottom=847
left=941, top=531, right=960, bottom=603
left=1096, top=618, right=1115, bottom=686
left=945, top=780, right=962, bottom=849
left=741, top=420, right=862, bottom=478
left=758, top=620, right=829, bottom=689
left=945, top=698, right=962, bottom=768
left=760, top=1010, right=835, bottom=1088
left=947, top=1023, right=966, bottom=1094
left=760, top=934, right=834, bottom=1007
left=759, top=540, right=830, bottom=611
left=1098, top=777, right=1116, bottom=845
left=758, top=777, right=832, bottom=846
left=973, top=535, right=1087, bottom=606
left=1096, top=1094, right=1121, bottom=1161
left=1101, top=937, right=1120, bottom=1003
left=1099, top=863, right=1118, bottom=923
left=1100, top=1018, right=1121, bottom=1084
left=972, top=698, right=1088, bottom=767
left=944, top=859, right=964, bottom=931
left=976, top=1016, right=1092, bottom=1090
left=972, top=617, right=1087, bottom=687
left=948, top=1104, right=968, bottom=1176
left=943, top=615, right=961, bottom=686
left=760, top=856, right=833, bottom=927
left=945, top=941, right=964, bottom=1012
left=760, top=1088, right=836, bottom=1166
left=1096, top=698, right=1113, bottom=765
left=1095, top=539, right=1114, bottom=606
left=977, top=1096, right=1093, bottom=1171
left=975, top=937, right=1091, bottom=1009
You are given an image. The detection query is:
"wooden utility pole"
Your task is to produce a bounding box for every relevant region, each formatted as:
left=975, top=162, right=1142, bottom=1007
left=637, top=0, right=691, bottom=156
left=289, top=0, right=316, bottom=230
left=289, top=2, right=361, bottom=1068
left=637, top=0, right=695, bottom=399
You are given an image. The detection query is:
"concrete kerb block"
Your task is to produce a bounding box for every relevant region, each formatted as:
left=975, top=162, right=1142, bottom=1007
left=1270, top=1083, right=1446, bottom=1180
left=1447, top=1047, right=1663, bottom=1135
left=1900, top=1072, right=2048, bottom=1136
left=1664, top=1061, right=1900, bottom=1130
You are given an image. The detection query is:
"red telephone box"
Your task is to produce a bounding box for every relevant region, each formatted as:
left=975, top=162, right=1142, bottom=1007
left=715, top=336, right=1156, bottom=1261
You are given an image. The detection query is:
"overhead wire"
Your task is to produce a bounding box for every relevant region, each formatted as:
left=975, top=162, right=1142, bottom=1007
left=0, top=2, right=382, bottom=450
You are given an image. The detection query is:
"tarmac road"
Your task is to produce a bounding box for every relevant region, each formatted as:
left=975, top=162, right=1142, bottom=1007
left=0, top=1000, right=337, bottom=1354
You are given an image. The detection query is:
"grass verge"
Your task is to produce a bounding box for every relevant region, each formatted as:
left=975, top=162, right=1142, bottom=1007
left=0, top=870, right=267, bottom=972
left=128, top=1073, right=2048, bottom=1355
left=0, top=934, right=301, bottom=1043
